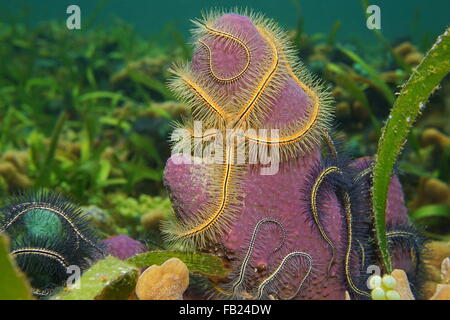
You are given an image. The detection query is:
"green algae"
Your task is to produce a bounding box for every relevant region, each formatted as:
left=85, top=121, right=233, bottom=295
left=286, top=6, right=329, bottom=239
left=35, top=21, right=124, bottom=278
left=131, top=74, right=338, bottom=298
left=128, top=250, right=229, bottom=278
left=372, top=28, right=450, bottom=272
left=0, top=234, right=33, bottom=300
left=54, top=256, right=139, bottom=300
left=337, top=45, right=395, bottom=105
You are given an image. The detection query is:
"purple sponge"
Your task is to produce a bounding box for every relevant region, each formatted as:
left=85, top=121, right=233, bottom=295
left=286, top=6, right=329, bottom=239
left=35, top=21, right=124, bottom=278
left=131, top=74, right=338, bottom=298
left=103, top=235, right=147, bottom=260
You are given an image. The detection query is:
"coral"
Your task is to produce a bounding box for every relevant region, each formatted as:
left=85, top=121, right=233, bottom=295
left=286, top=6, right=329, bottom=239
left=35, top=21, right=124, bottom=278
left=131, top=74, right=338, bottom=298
left=103, top=235, right=147, bottom=260
left=393, top=41, right=424, bottom=67
left=430, top=283, right=450, bottom=300
left=421, top=128, right=450, bottom=150
left=82, top=205, right=117, bottom=236
left=335, top=101, right=351, bottom=118
left=141, top=209, right=167, bottom=230
left=390, top=269, right=415, bottom=300
left=160, top=11, right=423, bottom=300
left=393, top=42, right=416, bottom=57
left=105, top=193, right=172, bottom=236
left=135, top=257, right=189, bottom=300
left=410, top=177, right=450, bottom=209
left=429, top=257, right=450, bottom=300
left=441, top=256, right=450, bottom=283
left=404, top=52, right=424, bottom=67
left=0, top=151, right=32, bottom=194
left=140, top=101, right=189, bottom=119
left=380, top=70, right=406, bottom=84
left=422, top=241, right=450, bottom=298
left=430, top=257, right=450, bottom=300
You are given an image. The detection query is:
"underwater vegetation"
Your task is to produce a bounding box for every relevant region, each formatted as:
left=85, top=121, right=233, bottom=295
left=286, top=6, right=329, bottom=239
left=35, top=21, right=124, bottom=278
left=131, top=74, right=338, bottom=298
left=0, top=5, right=449, bottom=300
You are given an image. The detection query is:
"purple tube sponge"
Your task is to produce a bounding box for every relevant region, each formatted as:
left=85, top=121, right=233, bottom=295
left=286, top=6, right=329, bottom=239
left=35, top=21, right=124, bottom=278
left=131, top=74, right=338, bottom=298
left=103, top=235, right=147, bottom=260
left=162, top=11, right=424, bottom=300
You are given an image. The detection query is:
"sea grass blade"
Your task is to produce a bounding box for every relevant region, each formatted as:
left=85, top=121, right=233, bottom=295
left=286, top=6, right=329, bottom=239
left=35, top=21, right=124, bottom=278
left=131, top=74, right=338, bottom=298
left=36, top=109, right=68, bottom=186
left=127, top=250, right=229, bottom=278
left=0, top=234, right=33, bottom=300
left=326, top=62, right=381, bottom=134
left=372, top=28, right=450, bottom=273
left=337, top=45, right=395, bottom=105
left=327, top=20, right=342, bottom=47
left=410, top=204, right=450, bottom=220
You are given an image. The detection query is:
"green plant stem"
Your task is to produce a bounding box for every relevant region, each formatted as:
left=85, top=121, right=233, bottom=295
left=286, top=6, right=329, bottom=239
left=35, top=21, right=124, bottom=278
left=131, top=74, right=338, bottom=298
left=37, top=110, right=68, bottom=185
left=372, top=28, right=450, bottom=273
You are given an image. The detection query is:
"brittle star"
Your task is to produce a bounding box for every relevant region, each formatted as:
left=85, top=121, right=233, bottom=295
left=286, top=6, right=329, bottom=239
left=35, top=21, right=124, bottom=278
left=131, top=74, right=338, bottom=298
left=164, top=16, right=328, bottom=251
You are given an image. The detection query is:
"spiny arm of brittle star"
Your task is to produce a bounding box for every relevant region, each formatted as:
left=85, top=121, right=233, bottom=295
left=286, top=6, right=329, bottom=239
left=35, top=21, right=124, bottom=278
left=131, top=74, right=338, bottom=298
left=353, top=167, right=372, bottom=182
left=32, top=288, right=55, bottom=297
left=342, top=191, right=371, bottom=298
left=231, top=218, right=286, bottom=298
left=311, top=166, right=340, bottom=274
left=322, top=130, right=338, bottom=159
left=11, top=248, right=70, bottom=268
left=256, top=251, right=313, bottom=300
left=198, top=24, right=251, bottom=83
left=241, top=64, right=321, bottom=145
left=356, top=239, right=366, bottom=270
left=185, top=127, right=219, bottom=141
left=212, top=283, right=233, bottom=297
left=386, top=231, right=417, bottom=238
left=233, top=26, right=279, bottom=128
left=180, top=74, right=228, bottom=120
left=177, top=146, right=233, bottom=239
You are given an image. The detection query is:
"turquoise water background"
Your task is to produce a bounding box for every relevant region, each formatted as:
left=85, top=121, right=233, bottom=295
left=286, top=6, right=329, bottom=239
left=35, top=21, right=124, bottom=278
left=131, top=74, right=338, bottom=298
left=1, top=0, right=449, bottom=44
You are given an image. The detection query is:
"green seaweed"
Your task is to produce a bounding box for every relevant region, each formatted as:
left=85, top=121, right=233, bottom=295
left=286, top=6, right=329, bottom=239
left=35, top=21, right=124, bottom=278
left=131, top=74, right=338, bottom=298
left=290, top=0, right=305, bottom=51
left=36, top=110, right=68, bottom=185
left=326, top=62, right=381, bottom=134
left=128, top=70, right=174, bottom=100
left=0, top=234, right=33, bottom=300
left=410, top=204, right=450, bottom=220
left=372, top=28, right=450, bottom=272
left=128, top=250, right=229, bottom=278
left=337, top=45, right=395, bottom=105
left=54, top=256, right=139, bottom=300
left=327, top=20, right=342, bottom=47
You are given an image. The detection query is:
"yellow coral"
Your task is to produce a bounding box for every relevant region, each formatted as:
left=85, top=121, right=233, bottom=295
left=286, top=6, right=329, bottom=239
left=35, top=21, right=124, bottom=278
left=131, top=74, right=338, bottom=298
left=0, top=151, right=32, bottom=191
left=410, top=177, right=450, bottom=209
left=423, top=241, right=450, bottom=299
left=141, top=209, right=167, bottom=230
left=390, top=270, right=415, bottom=300
left=421, top=128, right=450, bottom=150
left=429, top=258, right=450, bottom=300
left=394, top=42, right=416, bottom=57
left=135, top=258, right=189, bottom=300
